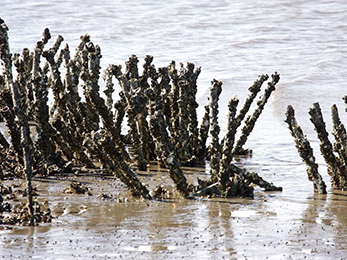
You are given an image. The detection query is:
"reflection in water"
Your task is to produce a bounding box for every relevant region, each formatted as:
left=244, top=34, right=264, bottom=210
left=284, top=192, right=347, bottom=259
left=327, top=192, right=347, bottom=251
left=205, top=200, right=235, bottom=258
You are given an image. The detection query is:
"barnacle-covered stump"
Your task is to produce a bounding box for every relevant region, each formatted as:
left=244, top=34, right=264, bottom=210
left=308, top=103, right=343, bottom=188
left=285, top=105, right=327, bottom=194
left=208, top=79, right=222, bottom=178
left=287, top=97, right=347, bottom=193
left=233, top=73, right=280, bottom=155
left=0, top=17, right=283, bottom=226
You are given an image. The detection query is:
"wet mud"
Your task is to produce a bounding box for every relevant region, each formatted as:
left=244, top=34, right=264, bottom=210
left=1, top=164, right=347, bottom=259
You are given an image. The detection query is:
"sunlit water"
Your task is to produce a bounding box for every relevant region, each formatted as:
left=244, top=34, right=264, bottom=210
left=1, top=0, right=347, bottom=259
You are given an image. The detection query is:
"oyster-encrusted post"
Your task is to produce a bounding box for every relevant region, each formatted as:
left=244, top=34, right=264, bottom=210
left=31, top=44, right=74, bottom=162
left=61, top=44, right=86, bottom=137
left=114, top=97, right=127, bottom=138
left=79, top=43, right=130, bottom=164
left=146, top=67, right=189, bottom=197
left=103, top=64, right=116, bottom=110
left=158, top=66, right=172, bottom=134
left=0, top=88, right=22, bottom=160
left=32, top=74, right=57, bottom=166
left=228, top=164, right=282, bottom=193
left=42, top=35, right=64, bottom=75
left=149, top=110, right=189, bottom=197
left=78, top=42, right=100, bottom=132
left=127, top=83, right=148, bottom=170
left=19, top=95, right=35, bottom=226
left=175, top=63, right=192, bottom=163
left=0, top=19, right=23, bottom=162
left=114, top=62, right=147, bottom=170
left=234, top=74, right=269, bottom=131
left=0, top=18, right=14, bottom=91
left=208, top=79, right=223, bottom=178
left=331, top=105, right=347, bottom=189
left=69, top=41, right=100, bottom=135
left=30, top=44, right=60, bottom=169
left=84, top=130, right=151, bottom=199
left=285, top=105, right=327, bottom=194
left=12, top=55, right=35, bottom=226
left=43, top=46, right=95, bottom=168
left=125, top=54, right=139, bottom=80
left=308, top=102, right=341, bottom=188
left=63, top=35, right=93, bottom=132
left=22, top=48, right=33, bottom=75
left=233, top=72, right=280, bottom=155
left=63, top=45, right=81, bottom=104
left=197, top=105, right=210, bottom=160
left=186, top=62, right=201, bottom=158
left=168, top=61, right=180, bottom=138
left=21, top=48, right=34, bottom=107
left=219, top=97, right=239, bottom=191
left=139, top=56, right=159, bottom=161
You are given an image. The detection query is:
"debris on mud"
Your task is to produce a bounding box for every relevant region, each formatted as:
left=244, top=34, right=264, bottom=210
left=62, top=182, right=93, bottom=195
left=0, top=183, right=53, bottom=226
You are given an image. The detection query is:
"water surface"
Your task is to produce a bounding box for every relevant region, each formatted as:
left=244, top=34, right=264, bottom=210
left=1, top=0, right=347, bottom=259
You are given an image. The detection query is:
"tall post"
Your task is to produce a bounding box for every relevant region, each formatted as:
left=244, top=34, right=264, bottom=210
left=219, top=97, right=239, bottom=191
left=208, top=79, right=222, bottom=178
left=308, top=103, right=341, bottom=188
left=233, top=72, right=279, bottom=155
left=285, top=105, right=327, bottom=194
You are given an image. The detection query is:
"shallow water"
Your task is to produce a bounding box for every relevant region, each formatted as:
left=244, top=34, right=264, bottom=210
left=1, top=0, right=347, bottom=259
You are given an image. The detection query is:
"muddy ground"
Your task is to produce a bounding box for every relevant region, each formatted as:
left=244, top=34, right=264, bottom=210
left=1, top=162, right=347, bottom=260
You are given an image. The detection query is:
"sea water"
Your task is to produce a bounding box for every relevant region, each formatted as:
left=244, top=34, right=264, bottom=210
left=1, top=0, right=347, bottom=258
